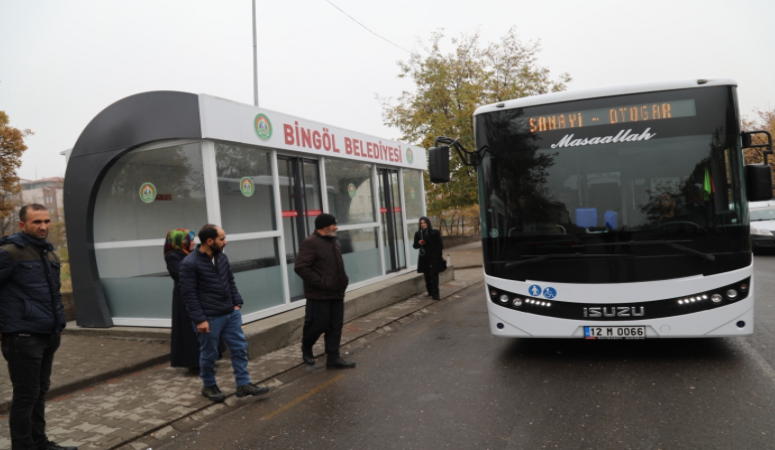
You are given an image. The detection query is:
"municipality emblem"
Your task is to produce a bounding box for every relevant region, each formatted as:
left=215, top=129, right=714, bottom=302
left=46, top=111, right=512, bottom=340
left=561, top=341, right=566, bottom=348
left=254, top=113, right=273, bottom=141
left=347, top=183, right=357, bottom=198
left=240, top=177, right=255, bottom=197
left=410, top=186, right=416, bottom=200
left=406, top=148, right=414, bottom=164
left=139, top=182, right=157, bottom=204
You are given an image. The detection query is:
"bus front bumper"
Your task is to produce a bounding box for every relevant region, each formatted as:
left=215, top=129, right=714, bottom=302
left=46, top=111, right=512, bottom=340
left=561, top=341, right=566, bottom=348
left=487, top=297, right=754, bottom=338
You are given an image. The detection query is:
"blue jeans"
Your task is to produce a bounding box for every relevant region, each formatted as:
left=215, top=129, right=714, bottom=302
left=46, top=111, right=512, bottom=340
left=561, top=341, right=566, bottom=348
left=194, top=309, right=251, bottom=387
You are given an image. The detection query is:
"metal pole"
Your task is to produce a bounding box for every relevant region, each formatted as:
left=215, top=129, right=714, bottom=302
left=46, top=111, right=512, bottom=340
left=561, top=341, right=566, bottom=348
left=252, top=0, right=259, bottom=106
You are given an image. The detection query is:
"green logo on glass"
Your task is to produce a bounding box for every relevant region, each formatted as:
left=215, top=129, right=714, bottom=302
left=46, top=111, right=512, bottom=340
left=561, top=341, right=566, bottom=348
left=406, top=148, right=414, bottom=164
left=139, top=182, right=157, bottom=203
left=347, top=183, right=357, bottom=198
left=254, top=113, right=273, bottom=141
left=240, top=177, right=255, bottom=197
left=410, top=186, right=416, bottom=200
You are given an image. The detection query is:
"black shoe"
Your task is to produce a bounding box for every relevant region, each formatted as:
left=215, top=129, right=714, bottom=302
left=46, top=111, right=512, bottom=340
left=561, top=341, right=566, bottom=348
left=302, top=346, right=315, bottom=365
left=326, top=356, right=356, bottom=369
left=236, top=383, right=270, bottom=397
left=39, top=441, right=77, bottom=450
left=432, top=294, right=441, bottom=300
left=202, top=384, right=226, bottom=402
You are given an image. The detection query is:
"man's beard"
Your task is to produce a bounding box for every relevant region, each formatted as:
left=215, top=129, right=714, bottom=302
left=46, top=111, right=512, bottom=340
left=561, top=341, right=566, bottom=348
left=212, top=244, right=225, bottom=254
left=25, top=229, right=48, bottom=240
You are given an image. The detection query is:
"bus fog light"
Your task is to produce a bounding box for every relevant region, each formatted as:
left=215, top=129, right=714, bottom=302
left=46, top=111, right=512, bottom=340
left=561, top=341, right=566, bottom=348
left=737, top=321, right=746, bottom=329
left=726, top=289, right=738, bottom=299
left=497, top=323, right=505, bottom=329
left=512, top=298, right=523, bottom=307
left=711, top=294, right=723, bottom=303
left=499, top=294, right=509, bottom=303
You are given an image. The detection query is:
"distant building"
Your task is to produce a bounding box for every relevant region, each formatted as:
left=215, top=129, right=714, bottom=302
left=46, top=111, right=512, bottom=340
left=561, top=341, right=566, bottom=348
left=19, top=177, right=64, bottom=220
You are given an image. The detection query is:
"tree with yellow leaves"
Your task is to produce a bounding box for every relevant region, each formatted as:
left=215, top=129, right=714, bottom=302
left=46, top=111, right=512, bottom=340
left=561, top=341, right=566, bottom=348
left=0, top=111, right=33, bottom=235
left=380, top=28, right=570, bottom=219
left=742, top=108, right=775, bottom=196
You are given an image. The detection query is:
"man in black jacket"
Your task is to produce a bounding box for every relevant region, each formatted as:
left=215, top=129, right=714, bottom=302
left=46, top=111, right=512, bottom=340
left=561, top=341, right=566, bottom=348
left=294, top=214, right=355, bottom=369
left=179, top=224, right=269, bottom=402
left=0, top=204, right=75, bottom=450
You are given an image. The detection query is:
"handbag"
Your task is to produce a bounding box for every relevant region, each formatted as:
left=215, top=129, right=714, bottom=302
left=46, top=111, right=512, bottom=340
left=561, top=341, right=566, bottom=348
left=438, top=258, right=448, bottom=272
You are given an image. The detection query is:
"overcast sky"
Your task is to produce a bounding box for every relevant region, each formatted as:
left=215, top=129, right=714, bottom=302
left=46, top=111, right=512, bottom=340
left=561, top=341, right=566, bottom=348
left=2, top=0, right=774, bottom=180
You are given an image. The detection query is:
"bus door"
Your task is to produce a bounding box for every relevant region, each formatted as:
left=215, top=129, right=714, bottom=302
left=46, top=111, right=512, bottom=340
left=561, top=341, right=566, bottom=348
left=278, top=156, right=323, bottom=300
left=378, top=168, right=407, bottom=273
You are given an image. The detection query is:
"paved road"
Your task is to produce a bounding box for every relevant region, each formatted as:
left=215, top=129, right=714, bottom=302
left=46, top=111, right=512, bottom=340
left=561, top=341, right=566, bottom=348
left=160, top=257, right=775, bottom=450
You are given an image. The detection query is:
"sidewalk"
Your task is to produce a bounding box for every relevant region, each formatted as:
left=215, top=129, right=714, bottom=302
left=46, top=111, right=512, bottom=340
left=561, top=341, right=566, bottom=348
left=444, top=240, right=483, bottom=269
left=0, top=244, right=484, bottom=449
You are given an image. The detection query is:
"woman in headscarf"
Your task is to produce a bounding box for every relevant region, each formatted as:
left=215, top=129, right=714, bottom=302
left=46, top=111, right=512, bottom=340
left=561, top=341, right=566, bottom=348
left=164, top=229, right=200, bottom=371
left=413, top=216, right=444, bottom=300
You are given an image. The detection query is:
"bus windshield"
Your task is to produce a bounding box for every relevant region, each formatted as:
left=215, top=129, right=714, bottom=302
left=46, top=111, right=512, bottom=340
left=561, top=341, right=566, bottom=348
left=476, top=86, right=750, bottom=284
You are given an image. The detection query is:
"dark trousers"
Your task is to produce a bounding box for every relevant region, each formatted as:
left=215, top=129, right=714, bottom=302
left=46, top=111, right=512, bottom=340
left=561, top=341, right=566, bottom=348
left=302, top=299, right=344, bottom=358
left=1, top=332, right=60, bottom=450
left=424, top=270, right=440, bottom=297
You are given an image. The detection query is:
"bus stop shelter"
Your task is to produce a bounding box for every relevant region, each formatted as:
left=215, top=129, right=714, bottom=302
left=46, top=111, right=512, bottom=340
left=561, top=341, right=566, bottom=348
left=63, top=91, right=427, bottom=328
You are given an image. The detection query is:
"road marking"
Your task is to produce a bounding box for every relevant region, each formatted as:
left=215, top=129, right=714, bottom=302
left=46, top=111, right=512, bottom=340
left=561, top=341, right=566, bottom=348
left=261, top=373, right=345, bottom=420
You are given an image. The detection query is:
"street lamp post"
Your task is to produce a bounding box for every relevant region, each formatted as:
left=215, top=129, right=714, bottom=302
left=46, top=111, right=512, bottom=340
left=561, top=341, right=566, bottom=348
left=252, top=0, right=259, bottom=107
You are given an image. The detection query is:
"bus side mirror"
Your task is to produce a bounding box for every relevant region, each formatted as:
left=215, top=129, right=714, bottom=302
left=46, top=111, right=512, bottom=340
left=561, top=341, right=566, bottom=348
left=429, top=146, right=450, bottom=183
left=746, top=164, right=773, bottom=201
left=742, top=133, right=753, bottom=149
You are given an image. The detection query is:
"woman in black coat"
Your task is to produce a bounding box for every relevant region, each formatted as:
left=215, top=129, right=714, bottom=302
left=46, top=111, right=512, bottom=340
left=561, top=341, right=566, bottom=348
left=413, top=216, right=444, bottom=300
left=164, top=229, right=201, bottom=370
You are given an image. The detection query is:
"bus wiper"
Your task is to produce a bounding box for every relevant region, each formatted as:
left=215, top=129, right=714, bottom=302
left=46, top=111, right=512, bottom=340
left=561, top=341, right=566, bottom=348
left=571, top=240, right=716, bottom=262
left=502, top=253, right=624, bottom=269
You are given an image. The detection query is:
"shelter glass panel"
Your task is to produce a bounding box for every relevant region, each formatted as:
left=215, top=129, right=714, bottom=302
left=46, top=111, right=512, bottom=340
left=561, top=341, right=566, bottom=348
left=325, top=159, right=375, bottom=225
left=226, top=237, right=285, bottom=313
left=216, top=143, right=276, bottom=234
left=93, top=142, right=207, bottom=243
left=95, top=245, right=172, bottom=319
left=337, top=227, right=382, bottom=284
left=403, top=169, right=424, bottom=220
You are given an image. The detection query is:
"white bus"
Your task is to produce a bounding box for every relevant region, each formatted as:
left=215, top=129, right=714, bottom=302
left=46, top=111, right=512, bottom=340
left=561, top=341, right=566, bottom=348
left=430, top=79, right=773, bottom=339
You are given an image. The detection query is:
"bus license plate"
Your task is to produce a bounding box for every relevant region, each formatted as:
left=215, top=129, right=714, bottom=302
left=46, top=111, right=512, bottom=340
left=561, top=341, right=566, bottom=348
left=584, top=326, right=646, bottom=340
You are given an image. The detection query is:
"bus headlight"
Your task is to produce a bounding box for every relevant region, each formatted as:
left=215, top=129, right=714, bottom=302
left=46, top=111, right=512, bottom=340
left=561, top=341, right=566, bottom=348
left=752, top=228, right=773, bottom=235
left=512, top=297, right=523, bottom=307
left=726, top=289, right=738, bottom=299
left=711, top=294, right=723, bottom=303
left=499, top=294, right=509, bottom=303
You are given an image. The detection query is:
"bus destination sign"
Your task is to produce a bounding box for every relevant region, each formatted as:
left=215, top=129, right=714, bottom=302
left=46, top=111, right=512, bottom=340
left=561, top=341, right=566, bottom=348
left=527, top=99, right=696, bottom=133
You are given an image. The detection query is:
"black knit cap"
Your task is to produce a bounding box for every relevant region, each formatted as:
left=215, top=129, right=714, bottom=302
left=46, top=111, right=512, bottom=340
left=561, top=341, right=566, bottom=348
left=315, top=213, right=337, bottom=230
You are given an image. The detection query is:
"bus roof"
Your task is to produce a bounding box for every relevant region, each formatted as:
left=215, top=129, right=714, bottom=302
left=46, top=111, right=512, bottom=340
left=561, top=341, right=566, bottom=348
left=474, top=78, right=737, bottom=116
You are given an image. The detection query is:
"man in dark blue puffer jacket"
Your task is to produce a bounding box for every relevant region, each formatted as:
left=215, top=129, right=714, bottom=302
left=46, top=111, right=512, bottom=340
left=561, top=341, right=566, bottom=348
left=0, top=204, right=74, bottom=450
left=179, top=224, right=269, bottom=403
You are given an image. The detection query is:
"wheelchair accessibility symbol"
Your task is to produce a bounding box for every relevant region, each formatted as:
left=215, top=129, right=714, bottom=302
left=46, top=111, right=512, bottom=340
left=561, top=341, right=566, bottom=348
left=542, top=287, right=557, bottom=299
